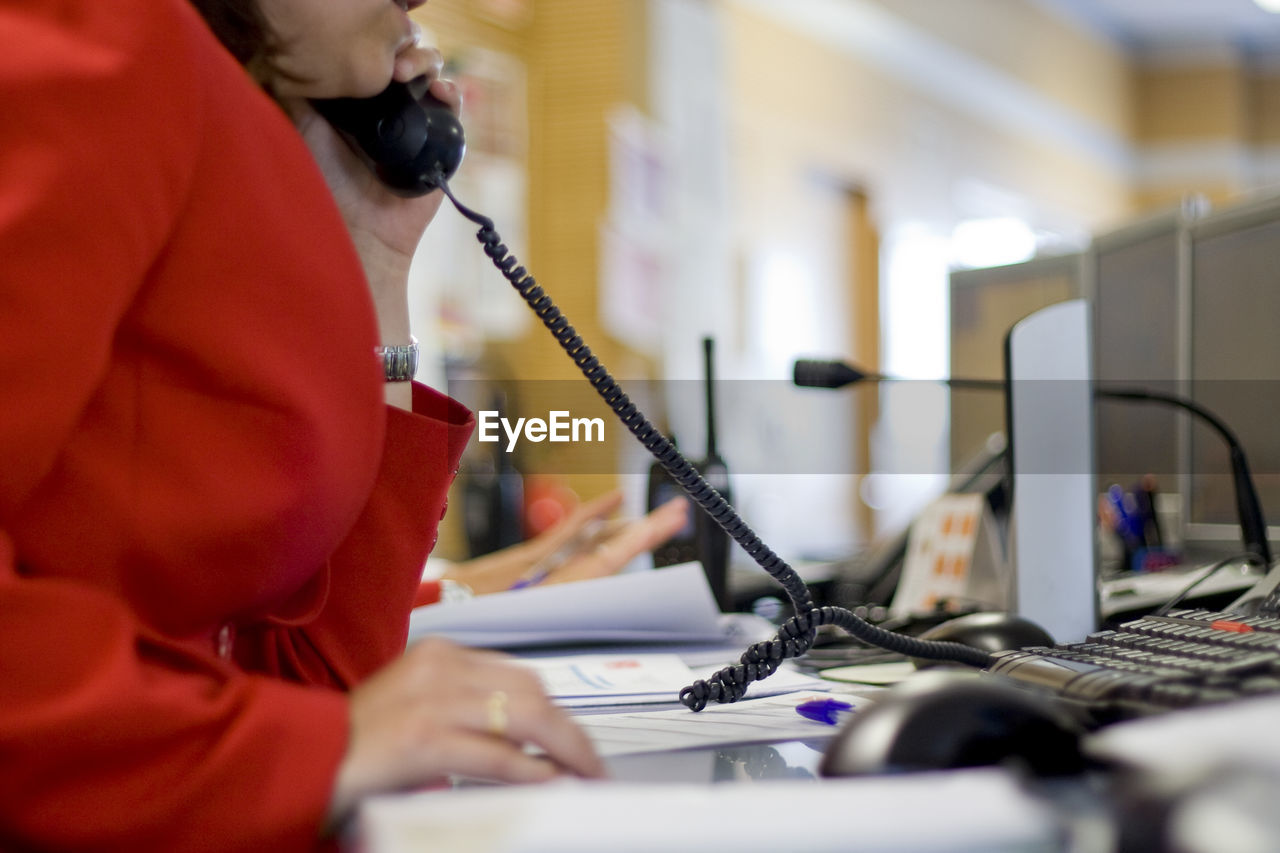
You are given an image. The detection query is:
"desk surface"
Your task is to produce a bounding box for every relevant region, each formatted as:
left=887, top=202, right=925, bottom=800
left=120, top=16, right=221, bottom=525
left=355, top=639, right=1280, bottom=853
left=605, top=738, right=826, bottom=785
left=361, top=763, right=1065, bottom=853
left=1099, top=557, right=1261, bottom=617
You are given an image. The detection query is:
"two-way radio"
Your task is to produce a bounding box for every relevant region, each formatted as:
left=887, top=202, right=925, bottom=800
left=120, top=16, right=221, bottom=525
left=648, top=337, right=732, bottom=611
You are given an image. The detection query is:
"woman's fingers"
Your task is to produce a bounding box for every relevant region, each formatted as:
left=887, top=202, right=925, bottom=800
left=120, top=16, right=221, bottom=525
left=427, top=77, right=463, bottom=114
left=334, top=638, right=604, bottom=820
left=526, top=490, right=626, bottom=560
left=392, top=44, right=442, bottom=86
left=546, top=496, right=690, bottom=584
left=574, top=489, right=626, bottom=520
left=391, top=44, right=462, bottom=114
left=418, top=731, right=563, bottom=784
left=443, top=491, right=690, bottom=594
left=469, top=687, right=606, bottom=780
left=426, top=647, right=608, bottom=780
left=615, top=496, right=690, bottom=553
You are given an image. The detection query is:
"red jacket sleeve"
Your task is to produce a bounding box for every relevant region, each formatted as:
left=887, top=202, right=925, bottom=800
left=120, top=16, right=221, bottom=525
left=234, top=385, right=475, bottom=688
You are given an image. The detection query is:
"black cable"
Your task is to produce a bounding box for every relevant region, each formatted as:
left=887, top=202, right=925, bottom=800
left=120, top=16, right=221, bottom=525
left=1094, top=388, right=1272, bottom=566
left=796, top=361, right=1274, bottom=569
left=437, top=180, right=994, bottom=708
left=1260, top=573, right=1280, bottom=617
left=1152, top=552, right=1263, bottom=616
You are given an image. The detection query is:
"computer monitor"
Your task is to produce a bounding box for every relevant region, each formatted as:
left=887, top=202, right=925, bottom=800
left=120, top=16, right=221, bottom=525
left=948, top=253, right=1081, bottom=470
left=1006, top=299, right=1097, bottom=644
left=1087, top=210, right=1185, bottom=499
left=1183, top=194, right=1280, bottom=555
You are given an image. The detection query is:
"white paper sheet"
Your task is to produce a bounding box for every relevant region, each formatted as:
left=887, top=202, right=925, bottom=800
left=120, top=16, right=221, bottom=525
left=575, top=690, right=870, bottom=757
left=819, top=661, right=918, bottom=686
left=519, top=653, right=829, bottom=709
left=407, top=563, right=723, bottom=648
left=522, top=653, right=697, bottom=703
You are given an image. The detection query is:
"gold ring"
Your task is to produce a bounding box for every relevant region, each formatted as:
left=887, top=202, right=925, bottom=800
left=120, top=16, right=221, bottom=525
left=486, top=690, right=509, bottom=738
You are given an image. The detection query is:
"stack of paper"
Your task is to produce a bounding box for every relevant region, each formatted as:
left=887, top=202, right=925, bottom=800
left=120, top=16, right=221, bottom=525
left=521, top=653, right=828, bottom=709
left=408, top=563, right=725, bottom=648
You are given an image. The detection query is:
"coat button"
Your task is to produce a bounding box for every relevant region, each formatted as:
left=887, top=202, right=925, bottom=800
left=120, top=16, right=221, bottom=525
left=216, top=624, right=234, bottom=659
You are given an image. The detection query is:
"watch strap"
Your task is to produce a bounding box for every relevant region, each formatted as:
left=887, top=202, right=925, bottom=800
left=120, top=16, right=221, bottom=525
left=375, top=336, right=419, bottom=382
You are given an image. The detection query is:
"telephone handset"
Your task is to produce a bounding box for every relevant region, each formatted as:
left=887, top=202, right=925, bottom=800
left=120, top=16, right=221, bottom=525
left=314, top=78, right=992, bottom=710
left=310, top=76, right=465, bottom=197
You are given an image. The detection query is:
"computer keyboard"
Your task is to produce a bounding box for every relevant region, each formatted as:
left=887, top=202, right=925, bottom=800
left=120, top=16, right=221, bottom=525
left=987, top=608, right=1280, bottom=720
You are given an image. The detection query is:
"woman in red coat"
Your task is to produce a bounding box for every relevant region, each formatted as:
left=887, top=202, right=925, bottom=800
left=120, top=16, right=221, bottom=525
left=0, top=0, right=614, bottom=848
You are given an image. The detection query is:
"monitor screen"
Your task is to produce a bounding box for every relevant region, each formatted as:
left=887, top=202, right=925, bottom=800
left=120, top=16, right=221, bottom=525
left=1186, top=198, right=1280, bottom=551
left=1091, top=213, right=1182, bottom=497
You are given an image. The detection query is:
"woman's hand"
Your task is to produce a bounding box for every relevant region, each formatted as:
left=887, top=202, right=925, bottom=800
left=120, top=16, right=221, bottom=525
left=282, top=40, right=460, bottom=408
left=444, top=491, right=691, bottom=595
left=329, top=637, right=604, bottom=826
left=289, top=41, right=460, bottom=256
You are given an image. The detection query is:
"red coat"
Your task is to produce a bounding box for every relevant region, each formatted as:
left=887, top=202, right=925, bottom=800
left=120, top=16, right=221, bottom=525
left=0, top=1, right=473, bottom=849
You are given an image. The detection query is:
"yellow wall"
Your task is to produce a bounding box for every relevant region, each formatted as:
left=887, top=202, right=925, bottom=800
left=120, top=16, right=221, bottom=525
left=723, top=4, right=1135, bottom=243
left=1136, top=65, right=1247, bottom=143
left=863, top=0, right=1134, bottom=142
left=415, top=1, right=643, bottom=384
left=414, top=0, right=527, bottom=55
left=416, top=0, right=1280, bottom=375
left=1128, top=50, right=1280, bottom=206
left=414, top=1, right=650, bottom=554
left=413, top=1, right=1280, bottom=555
left=1254, top=71, right=1280, bottom=144
left=500, top=0, right=648, bottom=503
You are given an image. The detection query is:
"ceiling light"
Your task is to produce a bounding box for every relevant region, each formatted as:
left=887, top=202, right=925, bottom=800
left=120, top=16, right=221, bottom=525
left=1255, top=0, right=1280, bottom=13
left=951, top=218, right=1037, bottom=269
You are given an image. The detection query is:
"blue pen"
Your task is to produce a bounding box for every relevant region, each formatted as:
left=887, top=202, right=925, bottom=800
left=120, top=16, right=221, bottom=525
left=507, top=518, right=615, bottom=591
left=1106, top=484, right=1145, bottom=547
left=507, top=567, right=550, bottom=591
left=795, top=697, right=855, bottom=725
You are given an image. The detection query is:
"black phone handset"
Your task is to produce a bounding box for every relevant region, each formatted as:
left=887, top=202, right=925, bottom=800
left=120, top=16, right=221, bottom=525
left=313, top=79, right=992, bottom=709
left=311, top=77, right=465, bottom=196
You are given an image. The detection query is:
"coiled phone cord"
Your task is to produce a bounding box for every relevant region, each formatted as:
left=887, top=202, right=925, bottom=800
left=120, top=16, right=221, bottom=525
left=438, top=181, right=995, bottom=709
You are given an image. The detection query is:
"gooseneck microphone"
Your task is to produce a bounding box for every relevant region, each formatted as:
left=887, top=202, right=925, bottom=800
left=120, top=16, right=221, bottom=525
left=794, top=358, right=1273, bottom=565
left=792, top=359, right=880, bottom=388
left=1095, top=388, right=1272, bottom=565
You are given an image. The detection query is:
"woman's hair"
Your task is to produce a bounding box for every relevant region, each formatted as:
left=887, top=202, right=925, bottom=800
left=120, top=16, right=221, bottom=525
left=187, top=0, right=283, bottom=81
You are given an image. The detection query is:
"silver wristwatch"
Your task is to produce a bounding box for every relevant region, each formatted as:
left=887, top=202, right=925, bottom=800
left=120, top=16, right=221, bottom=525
left=375, top=336, right=419, bottom=382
